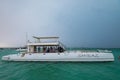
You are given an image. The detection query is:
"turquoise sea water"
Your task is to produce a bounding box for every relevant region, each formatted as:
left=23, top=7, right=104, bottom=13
left=0, top=49, right=120, bottom=80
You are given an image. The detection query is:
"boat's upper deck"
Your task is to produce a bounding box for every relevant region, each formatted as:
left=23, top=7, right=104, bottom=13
left=27, top=36, right=65, bottom=53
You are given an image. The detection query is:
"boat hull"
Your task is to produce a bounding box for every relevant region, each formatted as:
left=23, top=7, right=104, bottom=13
left=1, top=52, right=114, bottom=62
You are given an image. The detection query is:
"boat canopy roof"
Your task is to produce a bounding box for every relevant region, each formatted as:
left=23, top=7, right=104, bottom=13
left=27, top=36, right=62, bottom=46
left=27, top=42, right=59, bottom=46
left=33, top=36, right=59, bottom=39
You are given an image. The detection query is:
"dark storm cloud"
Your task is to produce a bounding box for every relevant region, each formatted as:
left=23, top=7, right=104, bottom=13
left=0, top=0, right=120, bottom=48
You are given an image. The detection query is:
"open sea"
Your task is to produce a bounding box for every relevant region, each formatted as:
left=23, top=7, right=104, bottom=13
left=0, top=48, right=120, bottom=80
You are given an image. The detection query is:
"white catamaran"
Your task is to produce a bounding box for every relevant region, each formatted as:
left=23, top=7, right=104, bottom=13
left=2, top=36, right=114, bottom=62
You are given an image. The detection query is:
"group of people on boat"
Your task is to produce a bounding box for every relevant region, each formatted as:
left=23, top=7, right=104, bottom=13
left=33, top=45, right=65, bottom=53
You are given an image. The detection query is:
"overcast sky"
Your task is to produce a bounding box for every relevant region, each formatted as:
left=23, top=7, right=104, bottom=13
left=0, top=0, right=120, bottom=48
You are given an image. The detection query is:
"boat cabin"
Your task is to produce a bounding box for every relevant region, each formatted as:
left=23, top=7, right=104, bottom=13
left=27, top=36, right=65, bottom=53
